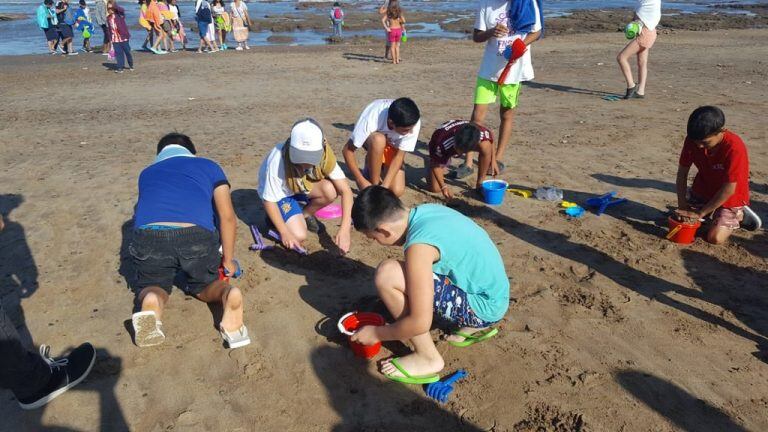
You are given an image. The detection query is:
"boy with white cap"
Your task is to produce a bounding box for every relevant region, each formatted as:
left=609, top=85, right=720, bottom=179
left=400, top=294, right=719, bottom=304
left=258, top=118, right=354, bottom=254
left=342, top=98, right=421, bottom=198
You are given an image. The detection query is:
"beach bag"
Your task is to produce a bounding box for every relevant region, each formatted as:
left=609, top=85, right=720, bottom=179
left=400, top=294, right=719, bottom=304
left=333, top=7, right=342, bottom=20
left=107, top=47, right=115, bottom=60
left=232, top=17, right=248, bottom=42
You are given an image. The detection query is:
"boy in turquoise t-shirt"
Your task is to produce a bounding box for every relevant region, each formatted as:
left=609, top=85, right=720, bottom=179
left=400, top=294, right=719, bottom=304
left=350, top=186, right=509, bottom=384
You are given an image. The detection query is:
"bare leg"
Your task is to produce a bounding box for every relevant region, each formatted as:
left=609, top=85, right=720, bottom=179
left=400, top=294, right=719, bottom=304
left=304, top=178, right=338, bottom=216
left=138, top=286, right=170, bottom=320
left=636, top=47, right=649, bottom=96
left=465, top=103, right=490, bottom=169
left=617, top=39, right=641, bottom=89
left=363, top=132, right=387, bottom=186
left=706, top=226, right=734, bottom=245
left=375, top=260, right=445, bottom=378
left=496, top=105, right=516, bottom=165
left=196, top=280, right=244, bottom=332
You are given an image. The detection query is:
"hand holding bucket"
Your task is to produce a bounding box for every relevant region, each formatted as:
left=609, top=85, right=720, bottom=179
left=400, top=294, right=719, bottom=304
left=337, top=312, right=386, bottom=359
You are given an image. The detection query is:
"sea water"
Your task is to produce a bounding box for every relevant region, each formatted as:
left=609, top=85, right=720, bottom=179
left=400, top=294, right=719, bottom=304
left=0, top=0, right=763, bottom=55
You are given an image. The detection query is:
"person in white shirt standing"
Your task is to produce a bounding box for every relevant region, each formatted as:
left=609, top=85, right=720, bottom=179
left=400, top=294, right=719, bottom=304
left=617, top=0, right=661, bottom=99
left=453, top=0, right=542, bottom=181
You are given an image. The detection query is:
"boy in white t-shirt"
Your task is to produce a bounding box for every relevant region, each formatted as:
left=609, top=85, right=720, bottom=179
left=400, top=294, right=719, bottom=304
left=617, top=0, right=661, bottom=99
left=342, top=98, right=421, bottom=198
left=258, top=119, right=354, bottom=254
left=453, top=0, right=542, bottom=180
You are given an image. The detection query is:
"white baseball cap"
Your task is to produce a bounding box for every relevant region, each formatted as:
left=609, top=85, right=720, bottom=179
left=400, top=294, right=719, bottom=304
left=289, top=119, right=324, bottom=165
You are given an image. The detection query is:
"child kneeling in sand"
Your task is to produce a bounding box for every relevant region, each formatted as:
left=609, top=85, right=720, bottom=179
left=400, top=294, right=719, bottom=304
left=342, top=98, right=421, bottom=198
left=130, top=133, right=250, bottom=349
left=426, top=120, right=494, bottom=200
left=258, top=118, right=354, bottom=254
left=675, top=106, right=761, bottom=244
left=350, top=186, right=509, bottom=384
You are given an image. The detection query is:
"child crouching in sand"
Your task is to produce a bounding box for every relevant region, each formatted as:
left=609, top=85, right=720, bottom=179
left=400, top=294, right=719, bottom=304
left=350, top=186, right=509, bottom=384
left=675, top=106, right=761, bottom=244
left=258, top=118, right=354, bottom=254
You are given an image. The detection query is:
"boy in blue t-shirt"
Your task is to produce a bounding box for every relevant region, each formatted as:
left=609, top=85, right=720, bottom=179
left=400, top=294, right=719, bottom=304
left=129, top=133, right=250, bottom=349
left=350, top=186, right=509, bottom=384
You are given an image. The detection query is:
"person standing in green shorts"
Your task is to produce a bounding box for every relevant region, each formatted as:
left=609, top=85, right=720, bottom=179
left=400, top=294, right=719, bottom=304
left=453, top=0, right=542, bottom=180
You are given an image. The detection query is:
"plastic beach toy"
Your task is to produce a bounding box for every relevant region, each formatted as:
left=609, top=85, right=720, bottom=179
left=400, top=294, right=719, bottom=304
left=337, top=312, right=386, bottom=359
left=315, top=203, right=342, bottom=220
left=585, top=191, right=627, bottom=215
left=507, top=187, right=532, bottom=198
left=666, top=216, right=701, bottom=244
left=248, top=225, right=274, bottom=251
left=426, top=369, right=468, bottom=404
left=560, top=201, right=577, bottom=208
left=625, top=21, right=641, bottom=39
left=401, top=30, right=407, bottom=42
left=481, top=180, right=508, bottom=205
left=564, top=206, right=585, bottom=218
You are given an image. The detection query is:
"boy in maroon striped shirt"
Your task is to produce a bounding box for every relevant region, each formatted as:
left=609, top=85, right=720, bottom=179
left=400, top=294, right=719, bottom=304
left=426, top=120, right=494, bottom=200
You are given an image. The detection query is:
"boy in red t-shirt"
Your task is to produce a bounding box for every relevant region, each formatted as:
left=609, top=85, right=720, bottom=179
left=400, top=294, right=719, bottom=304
left=675, top=106, right=761, bottom=244
left=426, top=120, right=494, bottom=200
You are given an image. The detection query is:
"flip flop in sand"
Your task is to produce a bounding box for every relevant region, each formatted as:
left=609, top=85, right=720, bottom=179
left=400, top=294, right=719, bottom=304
left=220, top=324, right=251, bottom=349
left=602, top=95, right=622, bottom=102
left=131, top=311, right=165, bottom=347
left=448, top=328, right=499, bottom=348
left=384, top=358, right=440, bottom=385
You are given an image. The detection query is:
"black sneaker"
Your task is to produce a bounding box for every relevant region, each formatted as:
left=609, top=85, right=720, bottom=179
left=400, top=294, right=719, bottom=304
left=17, top=343, right=96, bottom=410
left=305, top=215, right=322, bottom=233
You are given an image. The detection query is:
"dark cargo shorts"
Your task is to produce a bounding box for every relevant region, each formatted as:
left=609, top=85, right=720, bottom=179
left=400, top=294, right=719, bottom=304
left=129, top=226, right=221, bottom=296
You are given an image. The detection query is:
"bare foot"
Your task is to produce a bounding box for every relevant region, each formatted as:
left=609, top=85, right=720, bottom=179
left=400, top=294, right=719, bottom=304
left=445, top=326, right=489, bottom=343
left=220, top=286, right=244, bottom=332
left=380, top=352, right=444, bottom=378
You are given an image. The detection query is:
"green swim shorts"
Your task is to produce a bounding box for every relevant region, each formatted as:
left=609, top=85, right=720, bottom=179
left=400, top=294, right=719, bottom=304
left=473, top=77, right=522, bottom=109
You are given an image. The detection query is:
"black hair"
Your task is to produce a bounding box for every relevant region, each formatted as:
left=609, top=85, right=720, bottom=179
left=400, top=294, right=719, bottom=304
left=156, top=133, right=197, bottom=155
left=79, top=0, right=85, bottom=5
left=687, top=106, right=725, bottom=140
left=333, top=2, right=340, bottom=6
left=44, top=0, right=53, bottom=5
left=387, top=97, right=420, bottom=128
left=454, top=123, right=481, bottom=153
left=352, top=186, right=405, bottom=232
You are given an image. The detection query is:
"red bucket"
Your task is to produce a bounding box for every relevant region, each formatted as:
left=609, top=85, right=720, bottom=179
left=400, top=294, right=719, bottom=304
left=667, top=216, right=701, bottom=244
left=337, top=312, right=386, bottom=359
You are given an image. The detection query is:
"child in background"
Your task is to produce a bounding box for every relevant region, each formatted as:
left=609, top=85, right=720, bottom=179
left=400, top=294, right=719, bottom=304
left=258, top=119, right=354, bottom=254
left=129, top=133, right=250, bottom=349
left=381, top=0, right=405, bottom=64
left=350, top=186, right=509, bottom=384
left=212, top=0, right=230, bottom=50
left=426, top=120, right=495, bottom=200
left=342, top=98, right=421, bottom=198
left=138, top=0, right=154, bottom=51
left=675, top=106, right=761, bottom=244
left=106, top=0, right=132, bottom=73
left=72, top=0, right=92, bottom=52
left=617, top=0, right=661, bottom=99
left=168, top=0, right=187, bottom=51
left=453, top=0, right=542, bottom=180
left=157, top=0, right=177, bottom=52
left=330, top=2, right=344, bottom=38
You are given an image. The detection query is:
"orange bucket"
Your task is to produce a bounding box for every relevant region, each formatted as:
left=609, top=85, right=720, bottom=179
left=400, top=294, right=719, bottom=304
left=337, top=312, right=385, bottom=359
left=667, top=216, right=701, bottom=244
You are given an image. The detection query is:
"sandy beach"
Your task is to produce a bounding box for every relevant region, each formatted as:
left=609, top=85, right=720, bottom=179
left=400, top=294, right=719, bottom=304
left=0, top=27, right=766, bottom=431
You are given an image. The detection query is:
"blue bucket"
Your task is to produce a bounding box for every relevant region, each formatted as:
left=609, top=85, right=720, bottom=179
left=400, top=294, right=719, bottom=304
left=481, top=180, right=508, bottom=205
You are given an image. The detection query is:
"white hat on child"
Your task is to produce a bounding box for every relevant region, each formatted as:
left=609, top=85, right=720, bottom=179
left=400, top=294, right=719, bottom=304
left=289, top=118, right=324, bottom=166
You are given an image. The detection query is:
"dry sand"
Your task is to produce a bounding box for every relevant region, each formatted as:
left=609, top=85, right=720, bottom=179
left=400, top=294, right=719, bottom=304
left=0, top=28, right=766, bottom=431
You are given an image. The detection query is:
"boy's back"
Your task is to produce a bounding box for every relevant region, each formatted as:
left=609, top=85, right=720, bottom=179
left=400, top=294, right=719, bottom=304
left=405, top=203, right=509, bottom=322
left=135, top=156, right=229, bottom=231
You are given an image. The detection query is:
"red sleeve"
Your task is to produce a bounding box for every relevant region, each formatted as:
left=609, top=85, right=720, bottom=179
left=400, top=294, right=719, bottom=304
left=678, top=138, right=694, bottom=167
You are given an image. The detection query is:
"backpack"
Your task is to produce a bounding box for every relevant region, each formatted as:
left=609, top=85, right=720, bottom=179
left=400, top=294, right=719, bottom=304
left=333, top=7, right=342, bottom=20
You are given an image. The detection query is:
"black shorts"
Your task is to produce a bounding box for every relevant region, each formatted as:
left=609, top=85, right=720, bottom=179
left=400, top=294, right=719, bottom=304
left=129, top=226, right=221, bottom=296
left=43, top=27, right=58, bottom=42
left=57, top=24, right=74, bottom=39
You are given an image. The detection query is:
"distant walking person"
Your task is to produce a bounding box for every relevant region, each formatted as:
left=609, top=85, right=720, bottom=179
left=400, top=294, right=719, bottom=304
left=93, top=0, right=110, bottom=55
left=36, top=0, right=59, bottom=55
left=617, top=0, right=661, bottom=99
left=55, top=0, right=77, bottom=55
left=107, top=0, right=133, bottom=73
left=330, top=2, right=344, bottom=38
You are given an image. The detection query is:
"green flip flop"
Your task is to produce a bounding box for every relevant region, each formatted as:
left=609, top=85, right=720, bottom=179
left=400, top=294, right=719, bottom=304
left=448, top=328, right=499, bottom=348
left=384, top=357, right=440, bottom=385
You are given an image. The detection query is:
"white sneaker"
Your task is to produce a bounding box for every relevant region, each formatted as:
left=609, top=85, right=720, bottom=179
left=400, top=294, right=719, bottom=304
left=742, top=206, right=762, bottom=231
left=245, top=45, right=250, bottom=50
left=220, top=324, right=251, bottom=349
left=235, top=46, right=243, bottom=51
left=132, top=311, right=165, bottom=347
